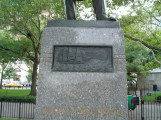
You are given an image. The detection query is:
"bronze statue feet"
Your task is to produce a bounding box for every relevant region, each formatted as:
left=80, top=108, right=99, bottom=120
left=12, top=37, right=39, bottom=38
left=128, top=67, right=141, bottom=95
left=97, top=16, right=116, bottom=21
left=106, top=17, right=117, bottom=21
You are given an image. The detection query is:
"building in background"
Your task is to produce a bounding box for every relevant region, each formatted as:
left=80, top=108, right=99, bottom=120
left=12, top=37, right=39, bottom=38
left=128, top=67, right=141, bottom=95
left=13, top=61, right=29, bottom=83
left=138, top=67, right=161, bottom=90
left=0, top=61, right=29, bottom=84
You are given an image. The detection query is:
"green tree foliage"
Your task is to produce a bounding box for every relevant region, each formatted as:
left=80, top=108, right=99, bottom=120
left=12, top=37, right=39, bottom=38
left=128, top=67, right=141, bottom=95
left=0, top=63, right=17, bottom=89
left=117, top=0, right=161, bottom=81
left=0, top=0, right=65, bottom=96
left=121, top=0, right=161, bottom=67
left=125, top=39, right=153, bottom=84
left=0, top=31, right=21, bottom=89
left=26, top=68, right=36, bottom=83
left=126, top=40, right=151, bottom=74
left=3, top=65, right=17, bottom=80
left=0, top=30, right=32, bottom=89
left=0, top=0, right=160, bottom=92
left=0, top=31, right=32, bottom=61
left=26, top=71, right=32, bottom=83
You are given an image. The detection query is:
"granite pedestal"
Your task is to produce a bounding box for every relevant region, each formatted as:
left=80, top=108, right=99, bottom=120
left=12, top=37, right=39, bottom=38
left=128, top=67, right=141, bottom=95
left=35, top=20, right=128, bottom=120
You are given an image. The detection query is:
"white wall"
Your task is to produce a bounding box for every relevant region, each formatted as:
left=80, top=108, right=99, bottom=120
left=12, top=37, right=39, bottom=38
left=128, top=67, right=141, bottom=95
left=0, top=61, right=29, bottom=84
left=137, top=71, right=161, bottom=91
left=13, top=61, right=29, bottom=83
left=147, top=72, right=161, bottom=90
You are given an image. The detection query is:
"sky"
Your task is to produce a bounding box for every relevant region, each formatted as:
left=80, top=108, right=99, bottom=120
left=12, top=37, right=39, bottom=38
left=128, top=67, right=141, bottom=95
left=79, top=4, right=132, bottom=20
left=78, top=0, right=154, bottom=20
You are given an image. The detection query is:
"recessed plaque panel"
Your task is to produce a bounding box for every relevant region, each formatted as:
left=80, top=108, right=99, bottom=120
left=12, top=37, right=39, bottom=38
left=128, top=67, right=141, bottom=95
left=52, top=46, right=113, bottom=72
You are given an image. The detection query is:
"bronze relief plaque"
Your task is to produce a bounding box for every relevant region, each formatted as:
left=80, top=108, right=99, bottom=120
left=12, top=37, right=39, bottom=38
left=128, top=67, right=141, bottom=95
left=52, top=46, right=113, bottom=72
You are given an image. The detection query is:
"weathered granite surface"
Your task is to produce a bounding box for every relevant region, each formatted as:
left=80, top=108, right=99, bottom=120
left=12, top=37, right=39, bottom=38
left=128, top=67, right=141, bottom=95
left=35, top=20, right=128, bottom=120
left=47, top=20, right=120, bottom=28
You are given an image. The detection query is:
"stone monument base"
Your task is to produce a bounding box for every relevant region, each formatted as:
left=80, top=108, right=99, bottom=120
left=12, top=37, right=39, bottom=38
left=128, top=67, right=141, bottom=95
left=35, top=20, right=128, bottom=120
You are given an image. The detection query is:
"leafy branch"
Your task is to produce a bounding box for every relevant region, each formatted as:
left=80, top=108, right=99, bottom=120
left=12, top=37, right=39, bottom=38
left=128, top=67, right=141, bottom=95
left=151, top=50, right=161, bottom=65
left=124, top=34, right=161, bottom=51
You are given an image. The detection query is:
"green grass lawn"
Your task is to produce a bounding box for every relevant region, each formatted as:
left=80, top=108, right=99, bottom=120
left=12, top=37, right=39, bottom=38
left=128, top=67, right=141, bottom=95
left=0, top=118, right=18, bottom=120
left=142, top=92, right=161, bottom=101
left=0, top=118, right=15, bottom=120
left=0, top=89, right=30, bottom=96
left=0, top=118, right=27, bottom=120
left=0, top=89, right=36, bottom=102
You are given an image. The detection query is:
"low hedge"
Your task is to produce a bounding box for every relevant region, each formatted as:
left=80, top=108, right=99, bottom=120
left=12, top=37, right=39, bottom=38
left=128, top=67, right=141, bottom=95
left=0, top=96, right=36, bottom=103
left=156, top=96, right=161, bottom=102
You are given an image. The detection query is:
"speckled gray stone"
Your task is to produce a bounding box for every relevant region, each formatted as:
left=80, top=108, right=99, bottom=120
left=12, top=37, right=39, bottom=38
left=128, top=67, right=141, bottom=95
left=47, top=20, right=120, bottom=28
left=35, top=20, right=128, bottom=120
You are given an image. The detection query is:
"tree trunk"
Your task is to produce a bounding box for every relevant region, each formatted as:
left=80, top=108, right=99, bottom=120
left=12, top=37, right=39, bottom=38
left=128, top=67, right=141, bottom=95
left=0, top=71, right=4, bottom=89
left=30, top=53, right=39, bottom=96
left=0, top=65, right=5, bottom=89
